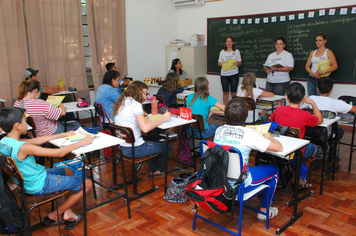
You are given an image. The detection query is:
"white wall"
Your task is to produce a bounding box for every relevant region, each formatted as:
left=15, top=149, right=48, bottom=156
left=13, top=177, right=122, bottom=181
left=126, top=0, right=356, bottom=102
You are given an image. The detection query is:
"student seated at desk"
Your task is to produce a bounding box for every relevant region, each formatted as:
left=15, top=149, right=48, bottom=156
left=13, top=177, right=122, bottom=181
left=24, top=68, right=66, bottom=95
left=14, top=80, right=79, bottom=137
left=186, top=77, right=225, bottom=139
left=214, top=97, right=282, bottom=222
left=169, top=58, right=187, bottom=80
left=113, top=81, right=172, bottom=177
left=237, top=72, right=274, bottom=123
left=95, top=70, right=122, bottom=121
left=0, top=107, right=93, bottom=230
left=106, top=62, right=131, bottom=93
left=302, top=78, right=356, bottom=139
left=270, top=82, right=323, bottom=189
left=157, top=72, right=184, bottom=107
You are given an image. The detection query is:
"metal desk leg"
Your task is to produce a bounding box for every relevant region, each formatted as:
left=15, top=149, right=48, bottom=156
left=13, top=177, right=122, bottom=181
left=81, top=154, right=87, bottom=236
left=348, top=114, right=356, bottom=172
left=320, top=128, right=328, bottom=195
left=164, top=129, right=169, bottom=193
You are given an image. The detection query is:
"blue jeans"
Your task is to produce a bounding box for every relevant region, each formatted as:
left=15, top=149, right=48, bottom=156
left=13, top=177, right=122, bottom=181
left=220, top=73, right=239, bottom=93
left=54, top=120, right=81, bottom=134
left=307, top=75, right=320, bottom=96
left=292, top=143, right=316, bottom=181
left=245, top=164, right=279, bottom=208
left=190, top=124, right=220, bottom=139
left=266, top=81, right=290, bottom=95
left=34, top=168, right=82, bottom=196
left=121, top=141, right=172, bottom=173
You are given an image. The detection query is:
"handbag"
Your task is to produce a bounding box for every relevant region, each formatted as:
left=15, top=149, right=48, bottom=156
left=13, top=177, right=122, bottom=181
left=164, top=167, right=197, bottom=203
left=178, top=127, right=191, bottom=164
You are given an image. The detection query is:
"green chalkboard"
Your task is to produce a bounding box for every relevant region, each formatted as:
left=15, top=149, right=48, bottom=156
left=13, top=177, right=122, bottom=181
left=207, top=5, right=356, bottom=83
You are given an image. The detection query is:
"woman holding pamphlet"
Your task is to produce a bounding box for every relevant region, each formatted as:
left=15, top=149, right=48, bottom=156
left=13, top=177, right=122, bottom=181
left=263, top=37, right=294, bottom=96
left=14, top=80, right=79, bottom=137
left=218, top=36, right=242, bottom=105
left=305, top=32, right=338, bottom=96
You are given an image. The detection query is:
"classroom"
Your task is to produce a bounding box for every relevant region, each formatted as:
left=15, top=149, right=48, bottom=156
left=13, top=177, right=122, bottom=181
left=1, top=0, right=356, bottom=235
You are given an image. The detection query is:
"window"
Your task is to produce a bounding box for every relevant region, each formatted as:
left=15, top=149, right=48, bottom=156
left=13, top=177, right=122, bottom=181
left=81, top=0, right=93, bottom=87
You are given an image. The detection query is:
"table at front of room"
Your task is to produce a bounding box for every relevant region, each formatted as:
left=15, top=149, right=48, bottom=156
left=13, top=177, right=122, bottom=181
left=263, top=135, right=310, bottom=235
left=63, top=102, right=95, bottom=131
left=53, top=90, right=77, bottom=101
left=256, top=95, right=286, bottom=112
left=156, top=116, right=196, bottom=192
left=50, top=132, right=127, bottom=236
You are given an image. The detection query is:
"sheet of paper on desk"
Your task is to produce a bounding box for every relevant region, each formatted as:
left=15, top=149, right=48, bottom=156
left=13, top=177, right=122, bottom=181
left=245, top=123, right=271, bottom=136
left=65, top=127, right=97, bottom=141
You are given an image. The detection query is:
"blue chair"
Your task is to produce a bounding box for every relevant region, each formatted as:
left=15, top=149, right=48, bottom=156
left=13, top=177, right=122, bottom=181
left=192, top=140, right=271, bottom=236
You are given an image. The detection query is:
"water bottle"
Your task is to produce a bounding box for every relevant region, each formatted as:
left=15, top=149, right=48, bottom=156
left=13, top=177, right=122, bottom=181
left=151, top=96, right=158, bottom=115
left=350, top=100, right=353, bottom=106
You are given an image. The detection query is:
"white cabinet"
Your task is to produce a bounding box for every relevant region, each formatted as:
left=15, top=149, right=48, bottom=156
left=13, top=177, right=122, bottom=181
left=166, top=46, right=206, bottom=82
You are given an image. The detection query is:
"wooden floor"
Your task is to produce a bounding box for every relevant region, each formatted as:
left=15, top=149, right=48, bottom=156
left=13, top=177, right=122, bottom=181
left=30, top=123, right=356, bottom=236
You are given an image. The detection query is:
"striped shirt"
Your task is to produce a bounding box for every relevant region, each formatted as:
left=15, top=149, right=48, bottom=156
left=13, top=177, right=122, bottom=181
left=14, top=99, right=62, bottom=137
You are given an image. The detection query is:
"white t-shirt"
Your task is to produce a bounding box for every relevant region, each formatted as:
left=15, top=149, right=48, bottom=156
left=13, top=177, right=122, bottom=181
left=265, top=50, right=294, bottom=83
left=218, top=49, right=242, bottom=76
left=310, top=49, right=329, bottom=73
left=304, top=95, right=352, bottom=114
left=214, top=125, right=271, bottom=187
left=114, top=97, right=145, bottom=147
left=237, top=85, right=263, bottom=123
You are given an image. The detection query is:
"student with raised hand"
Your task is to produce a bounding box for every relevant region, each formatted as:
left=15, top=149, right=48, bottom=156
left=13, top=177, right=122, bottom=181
left=214, top=97, right=282, bottom=222
left=186, top=77, right=225, bottom=139
left=263, top=37, right=294, bottom=96
left=113, top=81, right=172, bottom=177
left=305, top=32, right=338, bottom=96
left=270, top=82, right=323, bottom=189
left=169, top=58, right=187, bottom=80
left=95, top=70, right=122, bottom=121
left=157, top=72, right=184, bottom=107
left=237, top=72, right=274, bottom=123
left=14, top=80, right=79, bottom=137
left=218, top=36, right=242, bottom=105
left=24, top=68, right=66, bottom=95
left=0, top=107, right=93, bottom=230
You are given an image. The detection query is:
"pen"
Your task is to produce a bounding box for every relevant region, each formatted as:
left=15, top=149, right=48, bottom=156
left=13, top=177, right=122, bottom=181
left=71, top=139, right=82, bottom=142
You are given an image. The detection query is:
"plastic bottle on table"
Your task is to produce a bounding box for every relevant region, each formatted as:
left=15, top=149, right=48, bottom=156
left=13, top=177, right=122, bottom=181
left=151, top=96, right=158, bottom=115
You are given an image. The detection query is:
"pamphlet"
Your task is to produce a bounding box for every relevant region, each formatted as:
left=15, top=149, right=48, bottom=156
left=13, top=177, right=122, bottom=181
left=222, top=59, right=237, bottom=71
left=318, top=60, right=331, bottom=77
left=245, top=123, right=271, bottom=136
left=263, top=62, right=284, bottom=68
left=46, top=95, right=65, bottom=107
left=58, top=78, right=65, bottom=88
left=64, top=127, right=97, bottom=141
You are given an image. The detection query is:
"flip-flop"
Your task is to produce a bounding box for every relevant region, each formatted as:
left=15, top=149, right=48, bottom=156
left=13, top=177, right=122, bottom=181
left=43, top=216, right=64, bottom=226
left=299, top=180, right=312, bottom=190
left=148, top=171, right=166, bottom=177
left=65, top=213, right=83, bottom=230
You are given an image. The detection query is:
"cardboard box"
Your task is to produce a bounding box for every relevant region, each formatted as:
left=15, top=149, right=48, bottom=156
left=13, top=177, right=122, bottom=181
left=178, top=78, right=192, bottom=87
left=53, top=159, right=87, bottom=177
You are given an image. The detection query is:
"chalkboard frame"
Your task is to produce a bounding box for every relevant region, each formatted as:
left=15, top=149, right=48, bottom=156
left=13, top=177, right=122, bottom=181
left=207, top=5, right=356, bottom=84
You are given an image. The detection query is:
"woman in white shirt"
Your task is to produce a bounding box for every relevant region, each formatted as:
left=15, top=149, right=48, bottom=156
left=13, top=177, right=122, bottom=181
left=264, top=37, right=294, bottom=95
left=305, top=32, right=338, bottom=96
left=113, top=81, right=172, bottom=176
left=218, top=36, right=242, bottom=105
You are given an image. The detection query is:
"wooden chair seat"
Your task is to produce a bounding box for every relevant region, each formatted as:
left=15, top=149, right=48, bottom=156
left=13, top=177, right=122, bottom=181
left=122, top=154, right=158, bottom=164
left=25, top=190, right=69, bottom=207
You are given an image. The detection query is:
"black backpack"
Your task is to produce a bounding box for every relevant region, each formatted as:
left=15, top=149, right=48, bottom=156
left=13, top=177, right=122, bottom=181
left=186, top=145, right=246, bottom=217
left=0, top=154, right=25, bottom=234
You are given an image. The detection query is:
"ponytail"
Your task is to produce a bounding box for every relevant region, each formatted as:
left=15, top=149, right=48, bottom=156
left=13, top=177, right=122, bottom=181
left=17, top=80, right=41, bottom=100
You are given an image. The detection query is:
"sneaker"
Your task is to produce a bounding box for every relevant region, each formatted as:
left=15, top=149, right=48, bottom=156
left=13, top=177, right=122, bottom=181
left=257, top=206, right=278, bottom=222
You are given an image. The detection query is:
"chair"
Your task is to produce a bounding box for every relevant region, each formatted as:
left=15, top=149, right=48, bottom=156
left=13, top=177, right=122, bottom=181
left=234, top=96, right=257, bottom=124
left=108, top=124, right=158, bottom=202
left=155, top=94, right=165, bottom=105
left=192, top=141, right=271, bottom=236
left=2, top=154, right=68, bottom=235
left=94, top=102, right=111, bottom=131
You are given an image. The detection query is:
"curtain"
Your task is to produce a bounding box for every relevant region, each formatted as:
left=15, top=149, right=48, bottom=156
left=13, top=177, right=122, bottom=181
left=86, top=0, right=127, bottom=90
left=0, top=0, right=29, bottom=106
left=24, top=0, right=88, bottom=99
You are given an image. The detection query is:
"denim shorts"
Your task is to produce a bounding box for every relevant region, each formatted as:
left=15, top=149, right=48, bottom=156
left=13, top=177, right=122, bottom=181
left=220, top=73, right=239, bottom=93
left=33, top=168, right=82, bottom=196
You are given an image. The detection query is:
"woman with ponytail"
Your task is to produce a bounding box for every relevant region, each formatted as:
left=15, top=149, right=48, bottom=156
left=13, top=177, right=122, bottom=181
left=14, top=80, right=79, bottom=137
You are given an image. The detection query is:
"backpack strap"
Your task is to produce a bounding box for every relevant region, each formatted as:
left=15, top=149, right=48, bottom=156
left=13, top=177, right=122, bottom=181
left=0, top=153, right=6, bottom=169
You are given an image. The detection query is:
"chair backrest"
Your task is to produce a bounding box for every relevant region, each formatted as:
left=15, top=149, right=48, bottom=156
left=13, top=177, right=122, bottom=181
left=26, top=117, right=37, bottom=138
left=2, top=156, right=24, bottom=183
left=192, top=114, right=206, bottom=131
left=276, top=126, right=300, bottom=138
left=94, top=102, right=111, bottom=130
left=338, top=95, right=356, bottom=105
left=200, top=140, right=244, bottom=180
left=108, top=124, right=135, bottom=145
left=155, top=94, right=165, bottom=105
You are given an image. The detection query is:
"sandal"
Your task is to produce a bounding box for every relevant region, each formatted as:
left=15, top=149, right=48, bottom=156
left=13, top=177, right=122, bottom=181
left=65, top=213, right=83, bottom=230
left=257, top=206, right=278, bottom=222
left=299, top=180, right=312, bottom=190
left=43, top=216, right=65, bottom=226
